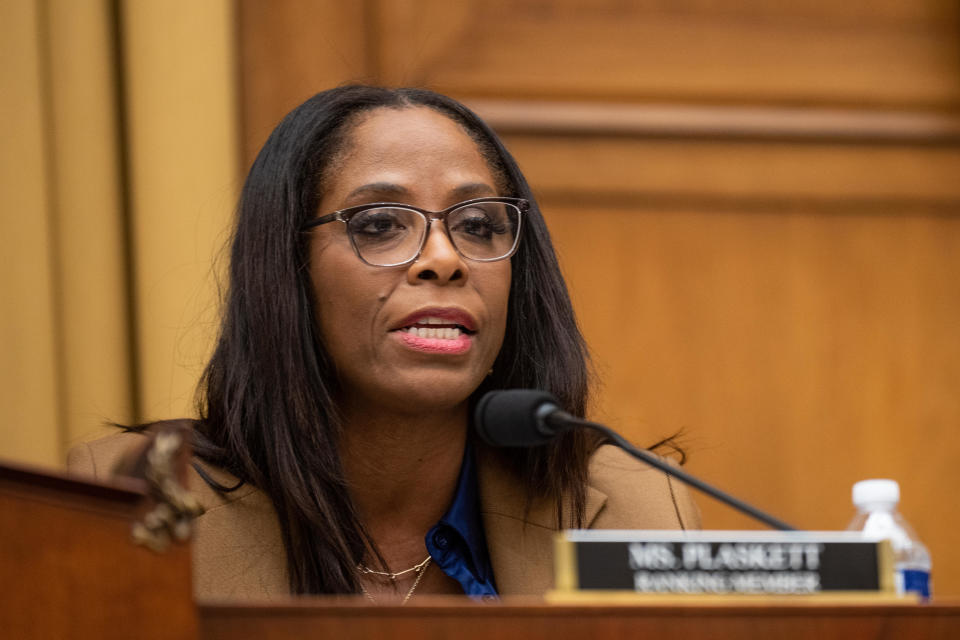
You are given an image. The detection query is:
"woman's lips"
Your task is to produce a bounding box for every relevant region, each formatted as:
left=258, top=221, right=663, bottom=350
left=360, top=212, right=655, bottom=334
left=390, top=308, right=477, bottom=355
left=394, top=330, right=472, bottom=354
left=392, top=308, right=477, bottom=333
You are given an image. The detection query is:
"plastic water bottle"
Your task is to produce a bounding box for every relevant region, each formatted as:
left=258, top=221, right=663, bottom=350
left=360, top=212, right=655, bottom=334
left=846, top=479, right=931, bottom=599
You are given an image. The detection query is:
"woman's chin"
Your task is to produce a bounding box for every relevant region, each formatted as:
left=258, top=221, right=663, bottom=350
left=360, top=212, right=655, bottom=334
left=358, top=372, right=484, bottom=416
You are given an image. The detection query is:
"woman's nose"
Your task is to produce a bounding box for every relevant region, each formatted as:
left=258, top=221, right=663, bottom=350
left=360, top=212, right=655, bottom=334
left=407, top=221, right=467, bottom=284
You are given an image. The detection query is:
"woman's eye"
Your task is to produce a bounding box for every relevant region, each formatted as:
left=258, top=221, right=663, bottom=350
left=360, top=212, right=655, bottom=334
left=351, top=211, right=407, bottom=237
left=452, top=211, right=506, bottom=240
left=461, top=218, right=494, bottom=238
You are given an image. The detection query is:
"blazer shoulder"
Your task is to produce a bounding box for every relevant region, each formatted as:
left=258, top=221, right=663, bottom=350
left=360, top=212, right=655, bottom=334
left=66, top=429, right=285, bottom=598
left=66, top=431, right=146, bottom=480
left=588, top=444, right=701, bottom=530
left=66, top=429, right=257, bottom=511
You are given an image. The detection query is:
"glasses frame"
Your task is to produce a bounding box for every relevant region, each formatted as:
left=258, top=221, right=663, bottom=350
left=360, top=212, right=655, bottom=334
left=301, top=196, right=529, bottom=267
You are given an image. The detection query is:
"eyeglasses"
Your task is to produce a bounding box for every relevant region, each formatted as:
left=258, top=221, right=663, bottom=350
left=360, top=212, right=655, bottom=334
left=301, top=197, right=528, bottom=267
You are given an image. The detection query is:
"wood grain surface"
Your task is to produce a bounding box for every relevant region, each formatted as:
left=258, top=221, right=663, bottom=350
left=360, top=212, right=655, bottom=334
left=0, top=462, right=197, bottom=640
left=199, top=597, right=960, bottom=640
left=236, top=0, right=960, bottom=596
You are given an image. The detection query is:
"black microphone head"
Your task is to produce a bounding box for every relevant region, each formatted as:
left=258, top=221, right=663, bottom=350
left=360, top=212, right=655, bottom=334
left=474, top=389, right=562, bottom=447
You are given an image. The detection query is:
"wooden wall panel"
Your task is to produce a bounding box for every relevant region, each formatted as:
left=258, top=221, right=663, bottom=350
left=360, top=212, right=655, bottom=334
left=506, top=133, right=960, bottom=593
left=374, top=0, right=960, bottom=107
left=500, top=135, right=960, bottom=202
left=237, top=0, right=371, bottom=167
left=240, top=1, right=960, bottom=161
left=237, top=0, right=960, bottom=596
left=541, top=199, right=960, bottom=574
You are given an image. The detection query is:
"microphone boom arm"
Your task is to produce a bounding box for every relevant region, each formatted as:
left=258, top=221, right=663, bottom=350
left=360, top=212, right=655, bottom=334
left=547, top=412, right=797, bottom=532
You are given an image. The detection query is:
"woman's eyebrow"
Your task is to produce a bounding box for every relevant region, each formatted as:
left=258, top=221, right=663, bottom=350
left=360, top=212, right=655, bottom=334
left=449, top=183, right=497, bottom=199
left=344, top=182, right=497, bottom=205
left=344, top=182, right=410, bottom=203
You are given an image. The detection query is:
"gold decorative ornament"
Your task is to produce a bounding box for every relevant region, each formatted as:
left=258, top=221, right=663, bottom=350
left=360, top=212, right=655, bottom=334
left=131, top=431, right=204, bottom=552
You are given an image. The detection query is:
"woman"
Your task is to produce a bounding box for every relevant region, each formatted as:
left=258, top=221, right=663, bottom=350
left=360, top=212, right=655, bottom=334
left=69, top=86, right=699, bottom=601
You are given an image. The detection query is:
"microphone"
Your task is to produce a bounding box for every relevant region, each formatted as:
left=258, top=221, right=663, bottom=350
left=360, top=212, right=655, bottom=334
left=474, top=389, right=568, bottom=446
left=474, top=389, right=796, bottom=532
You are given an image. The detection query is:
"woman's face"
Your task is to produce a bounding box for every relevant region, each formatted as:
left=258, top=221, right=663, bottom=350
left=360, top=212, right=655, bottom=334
left=308, top=106, right=511, bottom=415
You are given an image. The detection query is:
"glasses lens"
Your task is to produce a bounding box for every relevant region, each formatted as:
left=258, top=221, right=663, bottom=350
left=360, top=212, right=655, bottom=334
left=346, top=207, right=425, bottom=266
left=447, top=202, right=521, bottom=261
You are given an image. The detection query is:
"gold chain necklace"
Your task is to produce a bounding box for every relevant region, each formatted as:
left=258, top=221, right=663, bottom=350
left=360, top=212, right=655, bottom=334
left=357, top=555, right=432, bottom=605
left=358, top=554, right=432, bottom=580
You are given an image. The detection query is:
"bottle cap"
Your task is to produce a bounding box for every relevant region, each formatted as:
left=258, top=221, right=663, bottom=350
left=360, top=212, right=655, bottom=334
left=852, top=479, right=900, bottom=508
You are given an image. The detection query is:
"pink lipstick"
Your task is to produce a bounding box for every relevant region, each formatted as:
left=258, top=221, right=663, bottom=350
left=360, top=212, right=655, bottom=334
left=391, top=308, right=477, bottom=355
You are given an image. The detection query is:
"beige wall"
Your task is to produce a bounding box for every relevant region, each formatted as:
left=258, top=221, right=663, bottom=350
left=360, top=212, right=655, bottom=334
left=0, top=0, right=238, bottom=467
left=0, top=0, right=62, bottom=466
left=121, top=0, right=239, bottom=423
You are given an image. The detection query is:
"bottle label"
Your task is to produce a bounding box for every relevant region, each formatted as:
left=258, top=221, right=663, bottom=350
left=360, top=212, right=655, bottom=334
left=900, top=569, right=931, bottom=599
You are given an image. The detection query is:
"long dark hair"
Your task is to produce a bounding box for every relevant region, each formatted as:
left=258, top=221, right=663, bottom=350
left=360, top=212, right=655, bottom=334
left=194, top=86, right=597, bottom=594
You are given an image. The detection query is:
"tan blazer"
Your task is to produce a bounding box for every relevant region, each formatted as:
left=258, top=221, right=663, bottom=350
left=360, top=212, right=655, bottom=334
left=67, top=433, right=700, bottom=599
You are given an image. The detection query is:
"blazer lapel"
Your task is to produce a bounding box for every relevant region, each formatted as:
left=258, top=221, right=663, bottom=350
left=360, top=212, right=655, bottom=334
left=188, top=463, right=289, bottom=599
left=478, top=447, right=609, bottom=595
